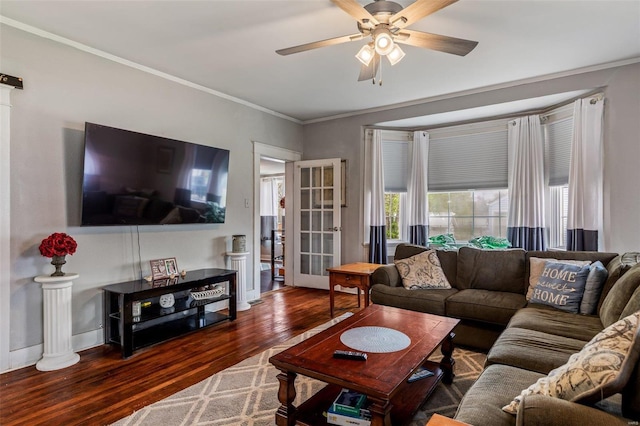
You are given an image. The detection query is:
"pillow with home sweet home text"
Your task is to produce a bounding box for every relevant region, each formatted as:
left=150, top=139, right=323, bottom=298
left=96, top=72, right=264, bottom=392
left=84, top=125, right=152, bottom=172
left=529, top=261, right=590, bottom=313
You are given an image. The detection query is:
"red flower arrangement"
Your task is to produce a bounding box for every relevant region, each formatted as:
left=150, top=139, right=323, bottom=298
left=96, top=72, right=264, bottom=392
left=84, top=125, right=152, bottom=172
left=39, top=233, right=78, bottom=258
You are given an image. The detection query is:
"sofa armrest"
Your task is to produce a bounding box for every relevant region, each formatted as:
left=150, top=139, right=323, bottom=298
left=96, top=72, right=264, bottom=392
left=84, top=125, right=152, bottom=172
left=516, top=395, right=629, bottom=426
left=371, top=264, right=402, bottom=288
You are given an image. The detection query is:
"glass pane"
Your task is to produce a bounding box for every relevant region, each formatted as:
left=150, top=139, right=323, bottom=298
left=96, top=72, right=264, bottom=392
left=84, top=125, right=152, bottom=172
left=301, top=211, right=310, bottom=231
left=323, top=233, right=333, bottom=254
left=428, top=193, right=450, bottom=216
left=474, top=216, right=490, bottom=237
left=474, top=190, right=500, bottom=216
left=323, top=211, right=333, bottom=230
left=429, top=215, right=449, bottom=237
left=323, top=166, right=334, bottom=188
left=385, top=193, right=401, bottom=239
left=500, top=190, right=509, bottom=216
left=312, top=189, right=322, bottom=209
left=300, top=189, right=310, bottom=210
left=486, top=217, right=503, bottom=237
left=312, top=211, right=322, bottom=231
left=324, top=188, right=333, bottom=203
left=312, top=233, right=321, bottom=253
left=323, top=255, right=333, bottom=276
left=450, top=192, right=473, bottom=217
left=452, top=217, right=473, bottom=241
left=300, top=168, right=310, bottom=188
left=300, top=232, right=310, bottom=252
left=300, top=254, right=309, bottom=274
left=312, top=167, right=321, bottom=187
left=311, top=255, right=322, bottom=275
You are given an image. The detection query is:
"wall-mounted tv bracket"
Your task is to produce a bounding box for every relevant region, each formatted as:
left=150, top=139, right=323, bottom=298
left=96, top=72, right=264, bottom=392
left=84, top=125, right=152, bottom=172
left=0, top=73, right=24, bottom=89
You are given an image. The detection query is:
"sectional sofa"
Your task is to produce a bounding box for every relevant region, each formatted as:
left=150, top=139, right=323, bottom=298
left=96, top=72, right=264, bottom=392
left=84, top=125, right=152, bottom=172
left=370, top=244, right=640, bottom=425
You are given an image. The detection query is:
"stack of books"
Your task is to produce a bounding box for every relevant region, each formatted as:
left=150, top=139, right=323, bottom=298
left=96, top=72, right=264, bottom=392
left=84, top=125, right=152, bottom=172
left=327, top=388, right=371, bottom=426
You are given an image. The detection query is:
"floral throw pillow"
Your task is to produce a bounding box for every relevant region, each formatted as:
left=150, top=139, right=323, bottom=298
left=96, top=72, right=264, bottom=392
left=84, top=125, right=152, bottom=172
left=502, top=311, right=640, bottom=414
left=394, top=250, right=452, bottom=290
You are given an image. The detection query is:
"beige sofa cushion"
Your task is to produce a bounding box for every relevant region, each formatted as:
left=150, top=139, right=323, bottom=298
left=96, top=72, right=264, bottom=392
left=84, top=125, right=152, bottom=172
left=394, top=249, right=452, bottom=290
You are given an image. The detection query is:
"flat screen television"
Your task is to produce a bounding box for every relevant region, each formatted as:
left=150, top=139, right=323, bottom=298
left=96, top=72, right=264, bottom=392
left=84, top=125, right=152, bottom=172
left=81, top=122, right=230, bottom=226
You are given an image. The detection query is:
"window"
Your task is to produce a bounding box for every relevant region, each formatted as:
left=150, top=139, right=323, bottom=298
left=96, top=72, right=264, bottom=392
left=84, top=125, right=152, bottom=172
left=376, top=108, right=572, bottom=246
left=428, top=190, right=509, bottom=241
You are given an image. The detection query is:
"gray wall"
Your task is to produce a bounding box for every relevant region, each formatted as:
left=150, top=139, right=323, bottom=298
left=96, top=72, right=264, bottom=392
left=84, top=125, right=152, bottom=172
left=303, top=62, right=640, bottom=264
left=3, top=25, right=302, bottom=351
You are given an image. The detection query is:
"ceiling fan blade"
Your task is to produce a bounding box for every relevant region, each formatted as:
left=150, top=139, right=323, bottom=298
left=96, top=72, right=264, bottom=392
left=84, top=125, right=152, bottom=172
left=390, top=0, right=458, bottom=29
left=276, top=33, right=363, bottom=56
left=396, top=29, right=478, bottom=56
left=332, top=0, right=379, bottom=27
left=358, top=53, right=380, bottom=82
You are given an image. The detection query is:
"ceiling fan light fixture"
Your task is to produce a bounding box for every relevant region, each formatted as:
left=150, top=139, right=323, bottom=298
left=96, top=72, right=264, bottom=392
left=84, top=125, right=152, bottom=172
left=387, top=44, right=405, bottom=65
left=373, top=30, right=394, bottom=56
left=355, top=44, right=375, bottom=66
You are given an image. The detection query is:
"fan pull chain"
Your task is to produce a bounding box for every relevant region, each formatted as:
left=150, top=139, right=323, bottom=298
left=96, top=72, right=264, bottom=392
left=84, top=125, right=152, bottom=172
left=379, top=59, right=383, bottom=86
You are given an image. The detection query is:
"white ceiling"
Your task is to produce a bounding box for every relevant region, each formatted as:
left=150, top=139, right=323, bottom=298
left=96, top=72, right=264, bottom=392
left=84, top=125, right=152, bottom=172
left=1, top=1, right=639, bottom=124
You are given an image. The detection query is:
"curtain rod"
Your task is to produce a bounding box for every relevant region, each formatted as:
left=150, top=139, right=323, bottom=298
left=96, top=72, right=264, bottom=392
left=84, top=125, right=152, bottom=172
left=369, top=87, right=606, bottom=133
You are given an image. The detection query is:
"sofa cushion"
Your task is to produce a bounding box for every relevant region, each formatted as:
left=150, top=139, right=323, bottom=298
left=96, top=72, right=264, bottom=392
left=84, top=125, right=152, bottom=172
left=392, top=244, right=458, bottom=287
left=457, top=247, right=526, bottom=293
left=455, top=364, right=543, bottom=426
left=369, top=284, right=457, bottom=316
left=526, top=257, right=591, bottom=300
left=446, top=289, right=527, bottom=326
left=598, top=252, right=640, bottom=313
left=581, top=261, right=609, bottom=315
left=517, top=394, right=629, bottom=426
left=528, top=262, right=590, bottom=313
left=600, top=263, right=640, bottom=327
left=508, top=305, right=603, bottom=341
left=486, top=327, right=588, bottom=374
left=394, top=249, right=452, bottom=290
left=502, top=311, right=640, bottom=414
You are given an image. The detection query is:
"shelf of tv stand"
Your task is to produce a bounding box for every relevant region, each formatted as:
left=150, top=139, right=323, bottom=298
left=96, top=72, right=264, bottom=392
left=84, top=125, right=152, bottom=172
left=103, top=268, right=237, bottom=358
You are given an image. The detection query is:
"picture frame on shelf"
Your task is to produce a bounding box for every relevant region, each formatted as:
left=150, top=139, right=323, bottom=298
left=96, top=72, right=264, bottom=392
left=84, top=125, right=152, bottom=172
left=150, top=257, right=179, bottom=280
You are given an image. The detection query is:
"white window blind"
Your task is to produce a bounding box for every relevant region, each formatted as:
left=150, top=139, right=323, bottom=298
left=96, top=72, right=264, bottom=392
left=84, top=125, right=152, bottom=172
left=545, top=117, right=573, bottom=186
left=381, top=139, right=409, bottom=192
left=428, top=129, right=508, bottom=191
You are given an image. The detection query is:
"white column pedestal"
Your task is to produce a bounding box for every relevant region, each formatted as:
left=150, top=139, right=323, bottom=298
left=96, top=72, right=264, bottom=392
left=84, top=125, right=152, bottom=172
left=34, top=274, right=80, bottom=371
left=226, top=252, right=251, bottom=311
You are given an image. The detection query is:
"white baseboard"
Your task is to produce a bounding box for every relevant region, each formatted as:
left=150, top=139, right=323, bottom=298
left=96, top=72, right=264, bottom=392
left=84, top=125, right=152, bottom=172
left=6, top=328, right=104, bottom=373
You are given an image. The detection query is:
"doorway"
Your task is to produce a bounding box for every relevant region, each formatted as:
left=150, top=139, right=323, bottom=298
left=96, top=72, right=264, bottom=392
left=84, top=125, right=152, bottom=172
left=251, top=142, right=301, bottom=303
left=259, top=158, right=285, bottom=293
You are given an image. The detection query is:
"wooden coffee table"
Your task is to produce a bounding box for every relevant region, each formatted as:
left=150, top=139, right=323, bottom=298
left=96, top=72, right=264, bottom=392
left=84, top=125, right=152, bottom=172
left=269, top=304, right=459, bottom=426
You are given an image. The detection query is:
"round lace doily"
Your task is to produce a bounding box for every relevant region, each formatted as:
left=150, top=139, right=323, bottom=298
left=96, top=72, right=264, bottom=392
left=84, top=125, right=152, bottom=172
left=340, top=326, right=411, bottom=353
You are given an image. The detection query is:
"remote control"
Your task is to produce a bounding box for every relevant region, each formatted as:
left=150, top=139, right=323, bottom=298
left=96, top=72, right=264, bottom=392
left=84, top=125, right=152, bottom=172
left=333, top=350, right=367, bottom=361
left=407, top=367, right=434, bottom=383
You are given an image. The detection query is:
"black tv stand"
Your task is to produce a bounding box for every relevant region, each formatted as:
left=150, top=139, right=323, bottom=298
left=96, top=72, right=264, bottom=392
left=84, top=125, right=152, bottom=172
left=103, top=268, right=237, bottom=358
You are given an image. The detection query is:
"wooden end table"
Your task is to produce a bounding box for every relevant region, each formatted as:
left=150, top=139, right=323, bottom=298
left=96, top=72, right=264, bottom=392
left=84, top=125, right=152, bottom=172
left=327, top=262, right=381, bottom=317
left=426, top=414, right=471, bottom=426
left=269, top=304, right=459, bottom=426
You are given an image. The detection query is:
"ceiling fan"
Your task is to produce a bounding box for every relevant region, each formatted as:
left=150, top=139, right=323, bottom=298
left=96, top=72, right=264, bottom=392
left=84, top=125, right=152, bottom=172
left=276, top=0, right=478, bottom=83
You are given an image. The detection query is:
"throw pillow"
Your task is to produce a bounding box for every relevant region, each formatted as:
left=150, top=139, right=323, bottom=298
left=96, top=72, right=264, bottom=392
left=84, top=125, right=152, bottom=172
left=527, top=257, right=591, bottom=300
left=580, top=261, right=609, bottom=315
left=502, top=311, right=640, bottom=414
left=394, top=250, right=452, bottom=290
left=529, top=261, right=590, bottom=313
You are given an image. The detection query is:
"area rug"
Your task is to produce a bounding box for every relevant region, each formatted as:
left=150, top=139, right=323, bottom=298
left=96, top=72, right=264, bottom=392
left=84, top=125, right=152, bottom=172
left=113, top=313, right=485, bottom=426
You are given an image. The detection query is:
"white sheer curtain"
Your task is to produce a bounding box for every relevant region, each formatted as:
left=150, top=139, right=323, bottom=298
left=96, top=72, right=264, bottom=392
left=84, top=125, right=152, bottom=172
left=507, top=115, right=547, bottom=250
left=547, top=186, right=564, bottom=248
left=567, top=96, right=604, bottom=251
left=364, top=129, right=387, bottom=263
left=260, top=177, right=279, bottom=216
left=406, top=131, right=429, bottom=246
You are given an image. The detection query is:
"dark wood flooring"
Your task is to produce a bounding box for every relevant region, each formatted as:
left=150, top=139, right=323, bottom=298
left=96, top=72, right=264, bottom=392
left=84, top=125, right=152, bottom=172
left=0, top=286, right=362, bottom=426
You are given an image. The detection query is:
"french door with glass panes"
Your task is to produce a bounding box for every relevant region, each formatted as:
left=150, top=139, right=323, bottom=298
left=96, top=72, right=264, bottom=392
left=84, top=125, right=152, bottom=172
left=293, top=159, right=342, bottom=289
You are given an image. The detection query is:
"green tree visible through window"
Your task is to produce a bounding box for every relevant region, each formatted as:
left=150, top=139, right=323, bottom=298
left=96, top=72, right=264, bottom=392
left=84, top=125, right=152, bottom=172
left=384, top=193, right=400, bottom=240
